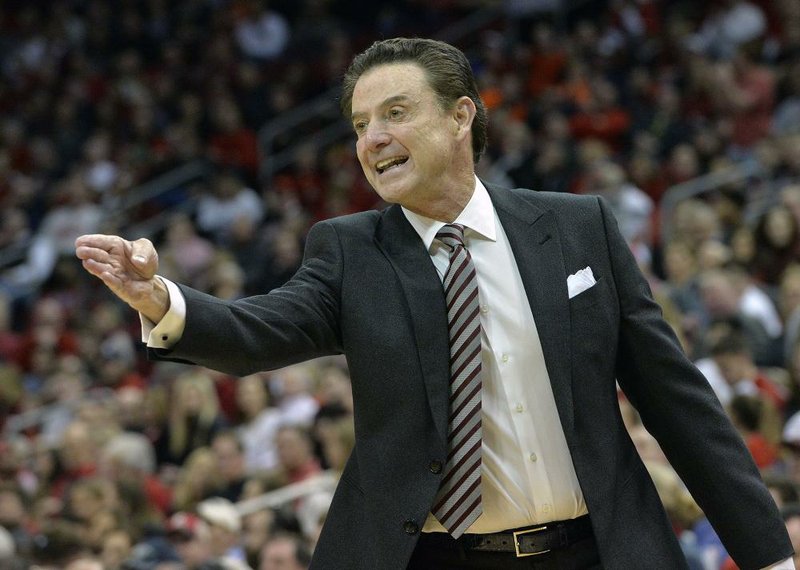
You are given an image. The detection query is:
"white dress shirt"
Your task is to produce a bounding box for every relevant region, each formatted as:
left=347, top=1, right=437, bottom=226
left=403, top=177, right=586, bottom=533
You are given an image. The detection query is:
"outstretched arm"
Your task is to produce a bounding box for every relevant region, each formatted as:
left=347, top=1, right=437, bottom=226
left=75, top=234, right=170, bottom=324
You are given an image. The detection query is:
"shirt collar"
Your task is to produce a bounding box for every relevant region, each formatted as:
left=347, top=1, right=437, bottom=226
left=401, top=176, right=496, bottom=251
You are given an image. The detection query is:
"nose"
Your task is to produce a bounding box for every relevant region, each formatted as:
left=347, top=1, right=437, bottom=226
left=362, top=123, right=391, bottom=152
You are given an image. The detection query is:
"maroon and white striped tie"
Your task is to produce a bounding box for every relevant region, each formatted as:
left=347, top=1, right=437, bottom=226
left=431, top=223, right=483, bottom=538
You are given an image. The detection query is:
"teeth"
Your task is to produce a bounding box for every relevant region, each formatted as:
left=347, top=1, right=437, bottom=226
left=376, top=157, right=408, bottom=173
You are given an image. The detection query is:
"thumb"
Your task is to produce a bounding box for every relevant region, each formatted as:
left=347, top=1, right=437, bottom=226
left=129, top=238, right=159, bottom=278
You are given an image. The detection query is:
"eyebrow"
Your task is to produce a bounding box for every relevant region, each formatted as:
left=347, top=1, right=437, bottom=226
left=351, top=94, right=412, bottom=122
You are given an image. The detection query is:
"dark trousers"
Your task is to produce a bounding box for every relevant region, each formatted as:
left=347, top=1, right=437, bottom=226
left=407, top=532, right=602, bottom=570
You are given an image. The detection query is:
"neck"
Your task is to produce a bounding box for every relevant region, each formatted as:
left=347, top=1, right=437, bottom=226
left=405, top=172, right=475, bottom=222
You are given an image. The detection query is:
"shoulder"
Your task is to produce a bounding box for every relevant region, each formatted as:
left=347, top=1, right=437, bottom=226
left=305, top=210, right=388, bottom=253
left=313, top=210, right=383, bottom=232
left=508, top=186, right=600, bottom=210
left=485, top=181, right=605, bottom=222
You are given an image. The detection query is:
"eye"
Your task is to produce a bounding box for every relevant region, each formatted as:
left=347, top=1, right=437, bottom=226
left=353, top=120, right=368, bottom=135
left=388, top=107, right=405, bottom=119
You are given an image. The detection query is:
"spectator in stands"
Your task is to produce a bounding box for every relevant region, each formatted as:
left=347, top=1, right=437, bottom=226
left=712, top=48, right=777, bottom=153
left=568, top=78, right=632, bottom=152
left=3, top=174, right=102, bottom=298
left=209, top=431, right=249, bottom=503
left=235, top=374, right=282, bottom=474
left=272, top=426, right=321, bottom=487
left=241, top=508, right=275, bottom=569
left=0, top=483, right=33, bottom=557
left=710, top=326, right=789, bottom=412
left=728, top=393, right=780, bottom=469
left=687, top=0, right=767, bottom=60
left=155, top=371, right=227, bottom=467
left=258, top=532, right=311, bottom=570
left=752, top=204, right=800, bottom=287
left=233, top=0, right=291, bottom=62
left=100, top=431, right=172, bottom=515
left=158, top=213, right=217, bottom=292
left=99, top=528, right=133, bottom=570
left=269, top=365, right=319, bottom=428
left=164, top=511, right=229, bottom=570
left=196, top=170, right=264, bottom=245
left=698, top=268, right=778, bottom=365
left=314, top=362, right=353, bottom=414
left=63, top=477, right=122, bottom=554
left=207, top=100, right=262, bottom=183
left=50, top=419, right=99, bottom=500
left=197, top=497, right=250, bottom=569
left=662, top=240, right=705, bottom=328
left=171, top=447, right=224, bottom=513
left=586, top=159, right=654, bottom=253
left=313, top=416, right=354, bottom=474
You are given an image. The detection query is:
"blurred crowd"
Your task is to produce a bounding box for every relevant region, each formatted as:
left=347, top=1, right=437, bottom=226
left=0, top=0, right=800, bottom=568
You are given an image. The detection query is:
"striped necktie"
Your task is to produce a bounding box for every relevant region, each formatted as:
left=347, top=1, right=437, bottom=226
left=431, top=223, right=483, bottom=538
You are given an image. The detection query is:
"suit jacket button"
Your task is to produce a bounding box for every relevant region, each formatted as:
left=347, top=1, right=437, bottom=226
left=429, top=460, right=443, bottom=474
left=404, top=520, right=419, bottom=535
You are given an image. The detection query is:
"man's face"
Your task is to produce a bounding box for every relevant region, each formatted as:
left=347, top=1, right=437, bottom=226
left=260, top=538, right=303, bottom=570
left=714, top=352, right=747, bottom=385
left=351, top=62, right=464, bottom=213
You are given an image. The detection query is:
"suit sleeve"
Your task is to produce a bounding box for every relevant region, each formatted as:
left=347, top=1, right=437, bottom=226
left=598, top=197, right=793, bottom=569
left=148, top=220, right=344, bottom=376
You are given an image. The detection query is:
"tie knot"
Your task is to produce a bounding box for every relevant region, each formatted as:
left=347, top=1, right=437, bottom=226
left=436, top=224, right=466, bottom=251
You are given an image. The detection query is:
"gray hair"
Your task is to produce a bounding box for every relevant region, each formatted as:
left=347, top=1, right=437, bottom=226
left=103, top=431, right=156, bottom=475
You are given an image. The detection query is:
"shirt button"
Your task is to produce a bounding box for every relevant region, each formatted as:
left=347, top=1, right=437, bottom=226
left=542, top=504, right=552, bottom=514
left=501, top=354, right=509, bottom=363
left=480, top=305, right=489, bottom=314
left=529, top=452, right=537, bottom=462
left=515, top=403, right=524, bottom=413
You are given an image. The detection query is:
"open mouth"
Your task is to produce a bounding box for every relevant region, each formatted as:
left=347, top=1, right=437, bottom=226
left=376, top=156, right=409, bottom=175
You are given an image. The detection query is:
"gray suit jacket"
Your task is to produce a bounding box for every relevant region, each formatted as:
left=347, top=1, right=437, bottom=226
left=156, top=185, right=792, bottom=569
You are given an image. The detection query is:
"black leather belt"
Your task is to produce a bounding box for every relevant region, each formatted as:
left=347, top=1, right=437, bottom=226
left=423, top=515, right=594, bottom=558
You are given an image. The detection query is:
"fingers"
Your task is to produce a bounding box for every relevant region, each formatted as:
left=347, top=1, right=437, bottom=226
left=80, top=258, right=124, bottom=291
left=75, top=234, right=158, bottom=273
left=75, top=234, right=125, bottom=263
left=129, top=238, right=158, bottom=278
left=75, top=234, right=123, bottom=251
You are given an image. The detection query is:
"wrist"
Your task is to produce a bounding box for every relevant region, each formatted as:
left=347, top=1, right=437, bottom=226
left=136, top=277, right=170, bottom=324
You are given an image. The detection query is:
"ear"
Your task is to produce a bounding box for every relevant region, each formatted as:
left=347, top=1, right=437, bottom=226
left=452, top=96, right=476, bottom=139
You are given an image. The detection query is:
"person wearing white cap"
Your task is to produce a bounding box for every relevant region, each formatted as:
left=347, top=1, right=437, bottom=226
left=197, top=497, right=250, bottom=569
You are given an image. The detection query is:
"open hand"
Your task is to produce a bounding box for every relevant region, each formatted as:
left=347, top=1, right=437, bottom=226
left=75, top=234, right=169, bottom=322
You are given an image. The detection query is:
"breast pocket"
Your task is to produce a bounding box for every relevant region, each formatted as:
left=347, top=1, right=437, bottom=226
left=568, top=276, right=607, bottom=311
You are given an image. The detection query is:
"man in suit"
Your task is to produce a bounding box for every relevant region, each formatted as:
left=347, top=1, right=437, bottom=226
left=76, top=38, right=792, bottom=569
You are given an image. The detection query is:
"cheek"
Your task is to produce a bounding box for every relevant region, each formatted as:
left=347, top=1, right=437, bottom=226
left=355, top=143, right=371, bottom=173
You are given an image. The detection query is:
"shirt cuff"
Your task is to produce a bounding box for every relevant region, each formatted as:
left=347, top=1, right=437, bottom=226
left=764, top=558, right=796, bottom=570
left=141, top=277, right=186, bottom=348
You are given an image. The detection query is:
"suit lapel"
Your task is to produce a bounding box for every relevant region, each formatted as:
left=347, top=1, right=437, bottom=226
left=374, top=205, right=450, bottom=443
left=487, top=185, right=575, bottom=438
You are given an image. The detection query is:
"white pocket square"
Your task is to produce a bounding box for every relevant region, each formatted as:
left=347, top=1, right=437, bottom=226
left=567, top=266, right=596, bottom=299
